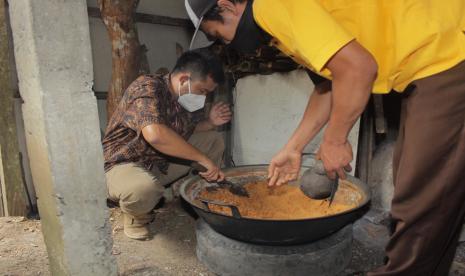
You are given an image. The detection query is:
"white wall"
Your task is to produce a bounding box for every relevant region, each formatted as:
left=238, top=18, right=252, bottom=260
left=232, top=70, right=359, bottom=171
left=86, top=0, right=191, bottom=131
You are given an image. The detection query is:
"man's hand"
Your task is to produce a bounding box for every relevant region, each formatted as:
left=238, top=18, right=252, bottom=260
left=143, top=124, right=224, bottom=182
left=317, top=139, right=353, bottom=180
left=267, top=147, right=302, bottom=186
left=198, top=157, right=225, bottom=182
left=208, top=102, right=232, bottom=126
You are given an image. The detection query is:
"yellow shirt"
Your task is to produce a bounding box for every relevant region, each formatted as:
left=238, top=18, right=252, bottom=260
left=253, top=0, right=465, bottom=93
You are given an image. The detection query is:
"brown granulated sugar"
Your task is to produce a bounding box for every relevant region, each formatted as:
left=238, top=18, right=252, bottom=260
left=199, top=180, right=362, bottom=220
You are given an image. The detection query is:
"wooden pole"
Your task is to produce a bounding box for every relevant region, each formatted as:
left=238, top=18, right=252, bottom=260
left=97, top=0, right=149, bottom=121
left=0, top=0, right=29, bottom=216
left=87, top=7, right=192, bottom=29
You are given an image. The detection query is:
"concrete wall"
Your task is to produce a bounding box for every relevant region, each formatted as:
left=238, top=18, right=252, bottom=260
left=86, top=0, right=191, bottom=131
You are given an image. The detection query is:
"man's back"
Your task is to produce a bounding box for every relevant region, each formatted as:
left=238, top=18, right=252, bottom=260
left=253, top=0, right=465, bottom=93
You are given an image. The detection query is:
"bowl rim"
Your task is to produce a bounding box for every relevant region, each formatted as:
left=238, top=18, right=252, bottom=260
left=180, top=164, right=371, bottom=222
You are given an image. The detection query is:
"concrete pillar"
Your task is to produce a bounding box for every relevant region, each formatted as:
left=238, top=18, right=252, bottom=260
left=8, top=0, right=117, bottom=275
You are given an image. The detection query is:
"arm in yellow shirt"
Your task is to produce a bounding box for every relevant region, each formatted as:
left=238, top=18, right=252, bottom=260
left=318, top=41, right=377, bottom=179
left=257, top=1, right=377, bottom=185
left=268, top=41, right=377, bottom=186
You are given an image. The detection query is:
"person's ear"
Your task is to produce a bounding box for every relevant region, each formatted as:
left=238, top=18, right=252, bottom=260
left=217, top=0, right=239, bottom=15
left=178, top=74, right=190, bottom=87
left=207, top=84, right=219, bottom=94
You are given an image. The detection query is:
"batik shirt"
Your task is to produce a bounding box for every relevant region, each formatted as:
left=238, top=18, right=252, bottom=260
left=102, top=74, right=205, bottom=173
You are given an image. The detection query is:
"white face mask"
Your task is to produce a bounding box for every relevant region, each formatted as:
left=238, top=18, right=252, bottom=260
left=177, top=79, right=206, bottom=112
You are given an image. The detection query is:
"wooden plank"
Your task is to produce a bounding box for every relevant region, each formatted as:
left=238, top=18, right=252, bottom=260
left=355, top=98, right=375, bottom=184
left=94, top=91, right=107, bottom=100
left=373, top=94, right=387, bottom=134
left=0, top=0, right=29, bottom=216
left=87, top=7, right=193, bottom=29
left=460, top=223, right=465, bottom=242
left=214, top=75, right=234, bottom=167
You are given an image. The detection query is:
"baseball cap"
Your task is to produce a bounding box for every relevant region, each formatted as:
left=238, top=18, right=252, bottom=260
left=185, top=0, right=218, bottom=49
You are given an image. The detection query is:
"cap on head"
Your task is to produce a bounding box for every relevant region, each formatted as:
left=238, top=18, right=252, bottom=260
left=185, top=0, right=217, bottom=49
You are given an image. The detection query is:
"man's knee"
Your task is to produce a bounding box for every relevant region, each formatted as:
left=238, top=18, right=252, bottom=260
left=209, top=131, right=225, bottom=153
left=190, top=131, right=225, bottom=156
left=203, top=131, right=225, bottom=164
left=119, top=176, right=164, bottom=216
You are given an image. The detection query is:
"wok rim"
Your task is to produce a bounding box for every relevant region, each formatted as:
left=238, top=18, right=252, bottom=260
left=180, top=164, right=371, bottom=223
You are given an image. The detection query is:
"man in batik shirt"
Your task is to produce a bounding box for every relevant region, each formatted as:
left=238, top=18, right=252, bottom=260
left=102, top=50, right=231, bottom=240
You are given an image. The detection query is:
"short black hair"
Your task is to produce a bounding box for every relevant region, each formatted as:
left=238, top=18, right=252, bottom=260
left=203, top=0, right=246, bottom=22
left=171, top=49, right=225, bottom=85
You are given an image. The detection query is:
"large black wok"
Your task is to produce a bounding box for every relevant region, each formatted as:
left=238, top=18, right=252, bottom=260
left=180, top=165, right=370, bottom=245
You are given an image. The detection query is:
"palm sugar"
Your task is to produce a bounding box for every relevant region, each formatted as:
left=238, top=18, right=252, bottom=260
left=198, top=180, right=361, bottom=220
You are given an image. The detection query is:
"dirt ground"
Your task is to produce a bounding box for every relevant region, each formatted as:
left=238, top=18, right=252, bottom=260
left=0, top=201, right=213, bottom=276
left=0, top=199, right=464, bottom=276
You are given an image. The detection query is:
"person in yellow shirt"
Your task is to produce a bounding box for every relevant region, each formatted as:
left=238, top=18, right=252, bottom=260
left=185, top=0, right=465, bottom=274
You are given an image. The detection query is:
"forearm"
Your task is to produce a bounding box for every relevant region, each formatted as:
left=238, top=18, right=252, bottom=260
left=194, top=120, right=215, bottom=132
left=142, top=124, right=208, bottom=162
left=323, top=41, right=377, bottom=144
left=324, top=70, right=374, bottom=144
left=285, top=81, right=332, bottom=151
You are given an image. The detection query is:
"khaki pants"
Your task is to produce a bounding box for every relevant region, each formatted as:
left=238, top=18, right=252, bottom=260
left=369, top=61, right=465, bottom=275
left=105, top=131, right=225, bottom=216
